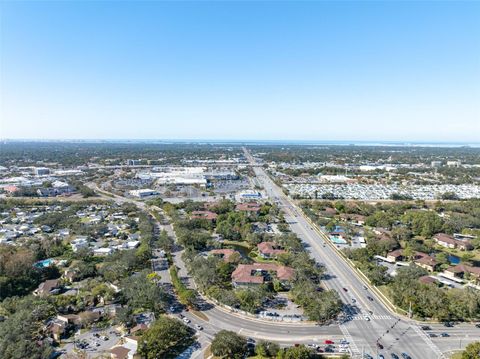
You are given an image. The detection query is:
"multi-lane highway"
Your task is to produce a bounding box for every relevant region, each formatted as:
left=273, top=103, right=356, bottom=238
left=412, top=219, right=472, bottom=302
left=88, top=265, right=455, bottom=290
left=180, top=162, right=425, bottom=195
left=243, top=147, right=480, bottom=359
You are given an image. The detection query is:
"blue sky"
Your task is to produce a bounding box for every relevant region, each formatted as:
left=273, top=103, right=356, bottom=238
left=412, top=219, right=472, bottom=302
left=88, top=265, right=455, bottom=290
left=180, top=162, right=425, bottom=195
left=1, top=1, right=479, bottom=141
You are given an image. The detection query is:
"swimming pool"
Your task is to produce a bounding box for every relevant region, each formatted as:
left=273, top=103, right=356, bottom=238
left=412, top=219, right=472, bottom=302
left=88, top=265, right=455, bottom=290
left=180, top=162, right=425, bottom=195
left=330, top=236, right=347, bottom=244
left=34, top=258, right=54, bottom=268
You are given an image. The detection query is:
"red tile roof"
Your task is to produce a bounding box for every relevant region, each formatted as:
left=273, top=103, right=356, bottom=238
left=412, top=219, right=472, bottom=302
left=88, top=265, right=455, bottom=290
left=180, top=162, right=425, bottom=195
left=110, top=346, right=130, bottom=359
left=236, top=202, right=261, bottom=212
left=257, top=242, right=287, bottom=256
left=191, top=210, right=218, bottom=221
left=446, top=264, right=480, bottom=277
left=231, top=263, right=294, bottom=284
left=210, top=248, right=239, bottom=262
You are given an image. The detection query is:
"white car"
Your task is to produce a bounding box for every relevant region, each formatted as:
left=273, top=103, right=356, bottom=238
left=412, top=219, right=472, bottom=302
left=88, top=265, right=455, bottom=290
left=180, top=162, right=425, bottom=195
left=182, top=317, right=191, bottom=324
left=307, top=344, right=318, bottom=349
left=363, top=315, right=371, bottom=321
left=340, top=338, right=348, bottom=344
left=339, top=347, right=349, bottom=353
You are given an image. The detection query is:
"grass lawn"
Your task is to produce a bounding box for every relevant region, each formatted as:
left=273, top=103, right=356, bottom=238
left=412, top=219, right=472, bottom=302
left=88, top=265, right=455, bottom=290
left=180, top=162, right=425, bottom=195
left=222, top=240, right=252, bottom=250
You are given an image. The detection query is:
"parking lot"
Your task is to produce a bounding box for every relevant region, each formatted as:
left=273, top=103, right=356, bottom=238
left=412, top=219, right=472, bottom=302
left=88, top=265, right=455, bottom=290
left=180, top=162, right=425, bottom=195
left=60, top=326, right=122, bottom=358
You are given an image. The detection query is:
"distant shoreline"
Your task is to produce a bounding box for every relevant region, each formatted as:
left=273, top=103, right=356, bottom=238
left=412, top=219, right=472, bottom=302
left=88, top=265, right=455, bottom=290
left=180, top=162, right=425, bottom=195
left=2, top=139, right=480, bottom=148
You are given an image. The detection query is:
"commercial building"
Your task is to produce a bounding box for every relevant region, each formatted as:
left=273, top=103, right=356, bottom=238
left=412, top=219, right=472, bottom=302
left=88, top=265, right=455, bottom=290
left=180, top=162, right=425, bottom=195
left=129, top=189, right=158, bottom=198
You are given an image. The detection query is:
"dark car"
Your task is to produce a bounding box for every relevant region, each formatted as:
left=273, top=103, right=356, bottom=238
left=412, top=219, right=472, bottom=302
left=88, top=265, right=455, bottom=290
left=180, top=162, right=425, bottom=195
left=429, top=333, right=437, bottom=338
left=441, top=333, right=450, bottom=337
left=401, top=353, right=411, bottom=359
left=421, top=325, right=431, bottom=330
left=443, top=322, right=454, bottom=327
left=475, top=323, right=480, bottom=328
left=377, top=342, right=384, bottom=349
left=367, top=296, right=374, bottom=301
left=391, top=354, right=400, bottom=359
left=343, top=287, right=348, bottom=292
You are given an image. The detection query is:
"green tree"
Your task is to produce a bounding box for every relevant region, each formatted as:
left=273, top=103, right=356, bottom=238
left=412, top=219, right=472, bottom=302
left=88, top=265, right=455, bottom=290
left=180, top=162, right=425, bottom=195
left=255, top=341, right=280, bottom=357
left=462, top=341, right=480, bottom=359
left=138, top=316, right=195, bottom=359
left=210, top=330, right=247, bottom=359
left=281, top=345, right=313, bottom=359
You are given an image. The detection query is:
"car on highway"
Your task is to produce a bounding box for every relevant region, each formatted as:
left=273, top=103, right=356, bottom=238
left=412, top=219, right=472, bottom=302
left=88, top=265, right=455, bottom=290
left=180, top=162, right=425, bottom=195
left=367, top=296, right=374, bottom=301
left=363, top=285, right=368, bottom=290
left=324, top=339, right=334, bottom=344
left=391, top=354, right=399, bottom=359
left=352, top=298, right=357, bottom=303
left=421, top=325, right=431, bottom=330
left=401, top=353, right=412, bottom=359
left=376, top=342, right=384, bottom=349
left=441, top=332, right=450, bottom=337
left=342, top=287, right=348, bottom=292
left=443, top=322, right=454, bottom=327
left=195, top=324, right=203, bottom=331
left=364, top=314, right=371, bottom=321
left=363, top=354, right=373, bottom=359
left=475, top=323, right=480, bottom=328
left=428, top=333, right=437, bottom=338
left=182, top=317, right=190, bottom=324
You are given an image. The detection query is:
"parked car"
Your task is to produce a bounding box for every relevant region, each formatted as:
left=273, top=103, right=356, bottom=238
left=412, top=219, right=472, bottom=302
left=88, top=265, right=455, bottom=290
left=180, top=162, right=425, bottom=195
left=376, top=342, right=384, bottom=349
left=391, top=353, right=399, bottom=359
left=182, top=317, right=190, bottom=324
left=401, top=353, right=411, bottom=359
left=195, top=324, right=203, bottom=331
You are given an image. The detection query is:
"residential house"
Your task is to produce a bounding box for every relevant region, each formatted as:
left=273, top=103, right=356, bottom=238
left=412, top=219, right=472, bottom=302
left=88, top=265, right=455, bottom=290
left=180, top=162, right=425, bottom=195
left=433, top=233, right=473, bottom=251
left=386, top=249, right=404, bottom=263
left=418, top=276, right=438, bottom=285
left=257, top=242, right=287, bottom=259
left=71, top=236, right=89, bottom=252
left=231, top=263, right=294, bottom=287
left=209, top=248, right=240, bottom=262
left=414, top=254, right=438, bottom=272
left=34, top=279, right=62, bottom=296
left=191, top=210, right=218, bottom=222
left=236, top=202, right=261, bottom=213
left=339, top=213, right=366, bottom=226
left=444, top=264, right=480, bottom=284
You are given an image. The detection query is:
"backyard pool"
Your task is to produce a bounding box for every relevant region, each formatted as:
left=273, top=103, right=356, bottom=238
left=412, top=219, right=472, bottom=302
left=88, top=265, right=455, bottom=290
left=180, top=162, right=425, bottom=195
left=34, top=258, right=55, bottom=268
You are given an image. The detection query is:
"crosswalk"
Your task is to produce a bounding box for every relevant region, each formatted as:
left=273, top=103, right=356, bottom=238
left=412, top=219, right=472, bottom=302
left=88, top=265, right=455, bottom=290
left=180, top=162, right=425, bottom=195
left=340, top=324, right=360, bottom=355
left=412, top=325, right=445, bottom=359
left=345, top=314, right=393, bottom=321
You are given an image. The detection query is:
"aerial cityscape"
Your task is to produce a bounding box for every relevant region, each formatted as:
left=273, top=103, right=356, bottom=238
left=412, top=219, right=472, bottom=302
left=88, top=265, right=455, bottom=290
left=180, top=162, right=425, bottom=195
left=1, top=1, right=479, bottom=359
